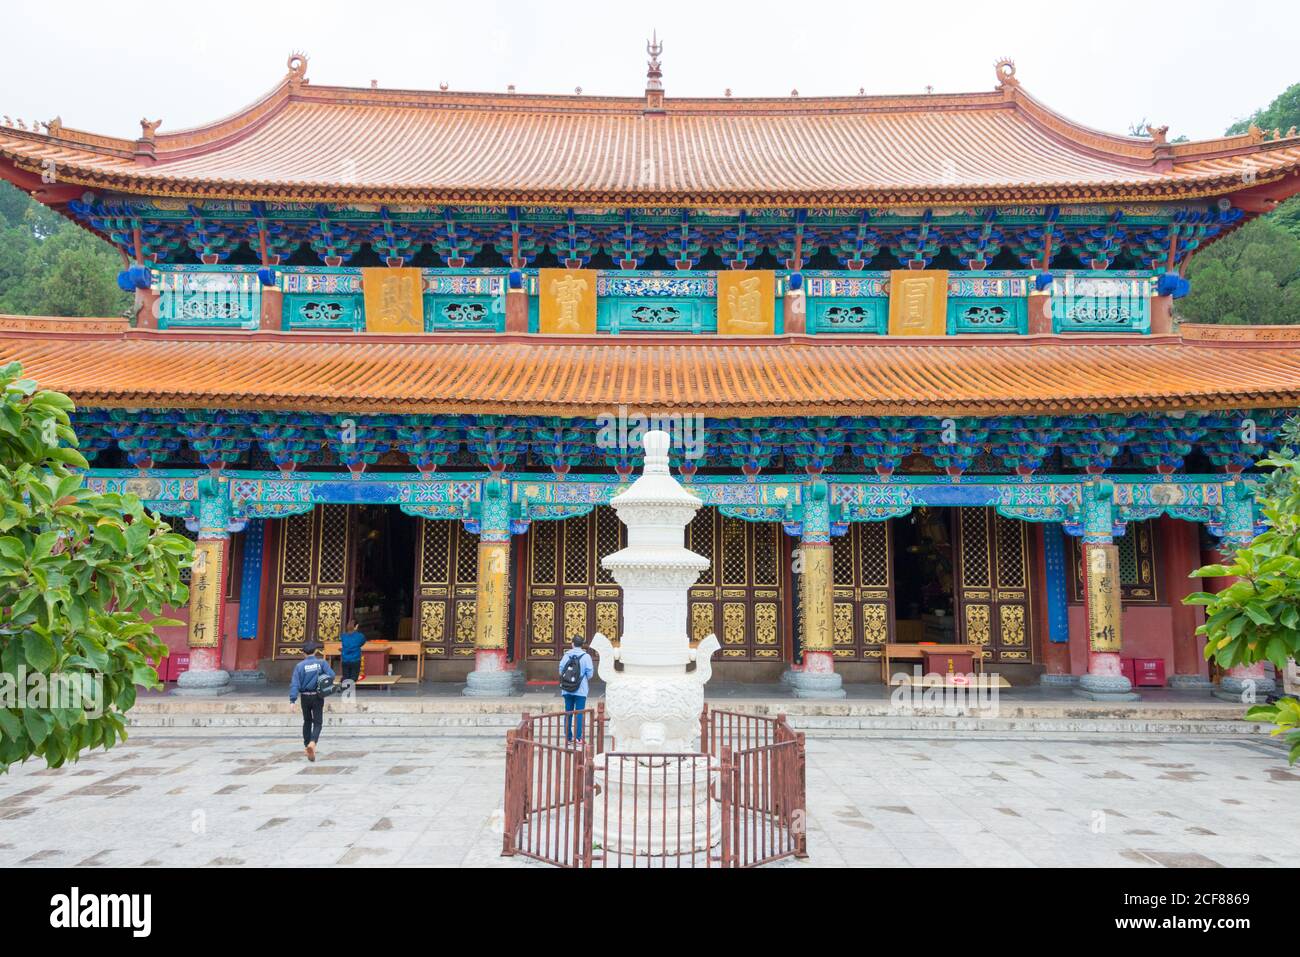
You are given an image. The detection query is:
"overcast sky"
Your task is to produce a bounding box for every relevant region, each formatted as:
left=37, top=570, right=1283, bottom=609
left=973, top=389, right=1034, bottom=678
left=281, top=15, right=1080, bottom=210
left=0, top=0, right=1290, bottom=142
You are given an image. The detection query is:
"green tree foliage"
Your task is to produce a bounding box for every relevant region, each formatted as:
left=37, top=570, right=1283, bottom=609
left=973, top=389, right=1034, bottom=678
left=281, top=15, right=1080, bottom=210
left=1178, top=217, right=1300, bottom=324
left=0, top=181, right=128, bottom=318
left=1227, top=81, right=1300, bottom=137
left=1184, top=417, right=1300, bottom=763
left=0, top=362, right=193, bottom=770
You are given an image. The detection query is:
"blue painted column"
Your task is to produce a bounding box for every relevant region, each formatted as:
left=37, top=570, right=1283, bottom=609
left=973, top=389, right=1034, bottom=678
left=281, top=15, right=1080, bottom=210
left=236, top=518, right=265, bottom=640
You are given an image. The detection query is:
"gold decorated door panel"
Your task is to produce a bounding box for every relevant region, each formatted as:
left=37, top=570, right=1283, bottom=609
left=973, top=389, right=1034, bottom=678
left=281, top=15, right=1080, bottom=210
left=414, top=519, right=480, bottom=659
left=525, top=506, right=624, bottom=659
left=687, top=508, right=784, bottom=661
left=272, top=505, right=355, bottom=659
left=830, top=522, right=894, bottom=660
left=954, top=508, right=1032, bottom=664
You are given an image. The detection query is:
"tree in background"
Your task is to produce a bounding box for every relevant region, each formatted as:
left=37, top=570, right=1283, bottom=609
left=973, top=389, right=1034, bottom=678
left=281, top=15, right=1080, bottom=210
left=1185, top=417, right=1300, bottom=764
left=0, top=182, right=128, bottom=318
left=0, top=362, right=193, bottom=770
left=1178, top=82, right=1300, bottom=325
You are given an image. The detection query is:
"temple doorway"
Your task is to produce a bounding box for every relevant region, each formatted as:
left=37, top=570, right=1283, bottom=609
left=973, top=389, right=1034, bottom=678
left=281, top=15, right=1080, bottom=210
left=351, top=505, right=418, bottom=642
left=891, top=508, right=957, bottom=645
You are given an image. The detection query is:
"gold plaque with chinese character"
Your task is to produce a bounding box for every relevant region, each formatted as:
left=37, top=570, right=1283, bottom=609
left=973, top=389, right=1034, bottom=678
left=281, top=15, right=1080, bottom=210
left=362, top=267, right=424, bottom=333
left=887, top=270, right=948, bottom=336
left=717, top=271, right=775, bottom=335
left=539, top=269, right=597, bottom=335
left=187, top=539, right=226, bottom=649
left=1086, top=543, right=1123, bottom=653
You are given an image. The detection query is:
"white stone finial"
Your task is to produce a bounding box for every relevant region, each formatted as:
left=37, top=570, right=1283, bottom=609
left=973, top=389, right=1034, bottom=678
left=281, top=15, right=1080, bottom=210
left=643, top=429, right=670, bottom=473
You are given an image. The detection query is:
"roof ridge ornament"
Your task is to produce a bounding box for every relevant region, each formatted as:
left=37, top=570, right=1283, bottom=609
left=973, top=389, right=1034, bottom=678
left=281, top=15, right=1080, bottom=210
left=286, top=52, right=309, bottom=88
left=994, top=57, right=1019, bottom=90
left=645, top=32, right=665, bottom=113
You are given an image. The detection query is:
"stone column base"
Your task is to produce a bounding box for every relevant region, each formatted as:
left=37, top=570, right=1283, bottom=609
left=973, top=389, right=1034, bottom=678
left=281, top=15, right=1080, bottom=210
left=1074, top=672, right=1140, bottom=701
left=463, top=668, right=526, bottom=697
left=1214, top=674, right=1277, bottom=702
left=173, top=668, right=234, bottom=697
left=782, top=668, right=846, bottom=699
left=1039, top=673, right=1079, bottom=688
left=1168, top=674, right=1215, bottom=691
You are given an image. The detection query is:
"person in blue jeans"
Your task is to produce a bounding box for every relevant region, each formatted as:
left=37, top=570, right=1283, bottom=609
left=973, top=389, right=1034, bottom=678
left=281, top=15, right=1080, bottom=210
left=558, top=636, right=594, bottom=744
left=338, top=618, right=366, bottom=687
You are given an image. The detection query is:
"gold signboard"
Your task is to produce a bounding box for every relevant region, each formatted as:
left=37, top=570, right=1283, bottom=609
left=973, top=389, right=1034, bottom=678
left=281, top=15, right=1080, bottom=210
left=362, top=267, right=424, bottom=333
left=801, top=544, right=833, bottom=653
left=539, top=269, right=597, bottom=334
left=888, top=270, right=948, bottom=336
left=717, top=271, right=775, bottom=335
left=1086, top=543, right=1123, bottom=653
left=475, top=541, right=509, bottom=650
left=187, top=539, right=226, bottom=649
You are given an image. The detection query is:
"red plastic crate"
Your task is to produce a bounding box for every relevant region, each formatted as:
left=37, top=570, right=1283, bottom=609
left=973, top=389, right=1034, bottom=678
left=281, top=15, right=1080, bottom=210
left=1133, top=657, right=1166, bottom=688
left=169, top=654, right=191, bottom=681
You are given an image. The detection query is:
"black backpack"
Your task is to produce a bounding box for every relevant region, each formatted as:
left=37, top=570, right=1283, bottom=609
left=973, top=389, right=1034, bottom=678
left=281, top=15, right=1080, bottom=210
left=559, top=651, right=584, bottom=693
left=316, top=672, right=339, bottom=696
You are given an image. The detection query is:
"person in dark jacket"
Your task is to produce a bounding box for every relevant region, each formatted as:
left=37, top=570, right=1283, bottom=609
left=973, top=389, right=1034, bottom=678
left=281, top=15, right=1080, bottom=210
left=338, top=618, right=366, bottom=687
left=289, top=640, right=335, bottom=762
left=557, top=636, right=594, bottom=744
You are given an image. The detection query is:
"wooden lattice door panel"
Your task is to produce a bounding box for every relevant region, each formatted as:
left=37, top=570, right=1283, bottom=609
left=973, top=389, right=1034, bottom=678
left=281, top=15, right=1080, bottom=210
left=687, top=509, right=783, bottom=661
left=525, top=506, right=624, bottom=659
left=955, top=507, right=1032, bottom=664
left=272, top=504, right=355, bottom=659
left=414, top=518, right=479, bottom=659
left=830, top=521, right=893, bottom=660
left=1066, top=519, right=1159, bottom=604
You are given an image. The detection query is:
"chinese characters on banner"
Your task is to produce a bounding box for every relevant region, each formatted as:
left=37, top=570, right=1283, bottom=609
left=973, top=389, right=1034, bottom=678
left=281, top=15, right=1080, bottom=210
left=187, top=539, right=226, bottom=649
left=539, top=269, right=596, bottom=334
left=1086, top=543, right=1123, bottom=653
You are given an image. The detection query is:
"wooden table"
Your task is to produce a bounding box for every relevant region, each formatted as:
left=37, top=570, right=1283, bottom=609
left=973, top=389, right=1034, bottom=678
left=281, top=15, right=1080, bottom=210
left=881, top=643, right=985, bottom=685
left=324, top=640, right=425, bottom=684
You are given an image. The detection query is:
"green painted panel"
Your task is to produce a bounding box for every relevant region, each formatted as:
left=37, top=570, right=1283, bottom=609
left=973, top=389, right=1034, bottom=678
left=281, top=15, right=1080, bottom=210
left=946, top=297, right=1027, bottom=334
left=806, top=298, right=887, bottom=334
left=424, top=295, right=505, bottom=332
left=282, top=293, right=363, bottom=331
left=598, top=297, right=715, bottom=334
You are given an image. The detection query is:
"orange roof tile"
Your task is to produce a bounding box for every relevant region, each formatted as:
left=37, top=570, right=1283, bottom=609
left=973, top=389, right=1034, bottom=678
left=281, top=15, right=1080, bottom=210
left=3, top=59, right=1299, bottom=208
left=1, top=321, right=1298, bottom=417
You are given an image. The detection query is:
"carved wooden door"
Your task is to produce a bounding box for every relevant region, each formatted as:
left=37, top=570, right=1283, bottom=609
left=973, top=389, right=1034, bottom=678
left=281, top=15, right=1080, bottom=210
left=830, top=521, right=894, bottom=660
left=955, top=507, right=1033, bottom=663
left=272, top=504, right=355, bottom=659
left=524, top=506, right=624, bottom=660
left=686, top=508, right=784, bottom=661
left=413, top=518, right=480, bottom=661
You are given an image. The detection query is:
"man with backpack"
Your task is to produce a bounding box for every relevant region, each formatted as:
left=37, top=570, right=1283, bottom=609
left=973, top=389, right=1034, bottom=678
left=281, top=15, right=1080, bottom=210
left=289, top=640, right=336, bottom=762
left=558, top=636, right=594, bottom=744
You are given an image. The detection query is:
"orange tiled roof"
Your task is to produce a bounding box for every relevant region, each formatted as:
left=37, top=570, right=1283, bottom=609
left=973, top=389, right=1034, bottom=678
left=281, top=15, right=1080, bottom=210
left=1, top=320, right=1298, bottom=417
left=3, top=59, right=1299, bottom=208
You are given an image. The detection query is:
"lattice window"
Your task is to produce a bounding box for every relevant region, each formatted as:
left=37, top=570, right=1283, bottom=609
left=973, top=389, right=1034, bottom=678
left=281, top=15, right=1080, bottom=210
left=595, top=505, right=621, bottom=584
left=280, top=512, right=313, bottom=584
left=455, top=523, right=478, bottom=584
left=959, top=508, right=990, bottom=588
left=563, top=516, right=589, bottom=584
left=994, top=513, right=1026, bottom=588
left=688, top=509, right=714, bottom=584
left=721, top=516, right=747, bottom=586
left=858, top=522, right=889, bottom=587
left=421, top=520, right=451, bottom=585
left=532, top=520, right=557, bottom=586
left=832, top=534, right=854, bottom=586
left=316, top=505, right=349, bottom=585
left=753, top=522, right=778, bottom=586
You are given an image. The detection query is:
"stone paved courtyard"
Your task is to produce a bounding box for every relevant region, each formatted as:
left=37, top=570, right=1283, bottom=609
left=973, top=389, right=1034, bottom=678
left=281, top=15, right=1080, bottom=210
left=0, top=730, right=1296, bottom=868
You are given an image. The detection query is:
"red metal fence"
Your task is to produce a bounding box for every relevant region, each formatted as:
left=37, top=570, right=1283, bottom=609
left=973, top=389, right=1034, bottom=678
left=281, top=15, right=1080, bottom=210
left=501, top=703, right=806, bottom=868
